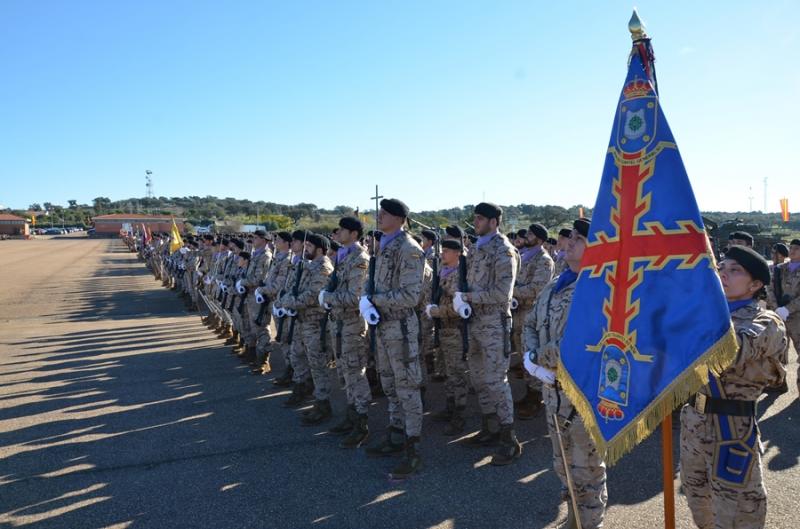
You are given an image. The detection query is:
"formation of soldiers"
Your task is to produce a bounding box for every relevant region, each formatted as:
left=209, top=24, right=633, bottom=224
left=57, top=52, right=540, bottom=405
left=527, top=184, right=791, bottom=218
left=135, top=203, right=800, bottom=529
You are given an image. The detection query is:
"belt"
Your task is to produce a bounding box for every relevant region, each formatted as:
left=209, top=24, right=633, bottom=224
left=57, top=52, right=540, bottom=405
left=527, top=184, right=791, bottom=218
left=688, top=394, right=756, bottom=417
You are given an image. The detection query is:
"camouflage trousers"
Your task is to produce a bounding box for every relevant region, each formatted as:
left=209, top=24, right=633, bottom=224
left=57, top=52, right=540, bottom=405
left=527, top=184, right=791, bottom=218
left=334, top=316, right=371, bottom=414
left=376, top=314, right=423, bottom=437
left=290, top=315, right=332, bottom=401
left=245, top=296, right=272, bottom=349
left=680, top=405, right=766, bottom=529
left=187, top=274, right=199, bottom=305
left=512, top=307, right=541, bottom=392
left=544, top=385, right=607, bottom=529
left=466, top=313, right=514, bottom=426
left=419, top=315, right=436, bottom=379
left=231, top=297, right=250, bottom=337
left=439, top=325, right=468, bottom=409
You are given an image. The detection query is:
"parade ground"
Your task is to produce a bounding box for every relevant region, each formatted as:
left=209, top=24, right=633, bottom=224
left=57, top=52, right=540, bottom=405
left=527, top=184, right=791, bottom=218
left=1, top=236, right=798, bottom=529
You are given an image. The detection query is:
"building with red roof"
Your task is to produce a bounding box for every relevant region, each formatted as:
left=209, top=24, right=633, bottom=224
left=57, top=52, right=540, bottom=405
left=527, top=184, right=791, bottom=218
left=0, top=214, right=30, bottom=237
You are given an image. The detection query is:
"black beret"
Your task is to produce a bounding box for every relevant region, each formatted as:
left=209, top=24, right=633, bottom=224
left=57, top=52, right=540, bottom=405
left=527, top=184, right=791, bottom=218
left=467, top=234, right=478, bottom=243
left=791, top=239, right=800, bottom=246
left=380, top=198, right=410, bottom=218
left=723, top=246, right=770, bottom=286
left=238, top=251, right=251, bottom=260
left=421, top=229, right=437, bottom=242
left=559, top=228, right=573, bottom=238
left=528, top=223, right=548, bottom=241
left=203, top=234, right=215, bottom=241
left=291, top=229, right=307, bottom=241
left=445, top=225, right=464, bottom=239
left=515, top=229, right=527, bottom=239
left=306, top=233, right=329, bottom=252
left=474, top=202, right=502, bottom=220
left=773, top=243, right=789, bottom=257
left=233, top=239, right=245, bottom=250
left=441, top=239, right=463, bottom=251
left=276, top=231, right=292, bottom=243
left=412, top=235, right=423, bottom=244
left=574, top=218, right=591, bottom=238
left=330, top=240, right=342, bottom=251
left=254, top=229, right=267, bottom=238
left=547, top=237, right=557, bottom=246
left=339, top=216, right=363, bottom=234
left=221, top=238, right=230, bottom=246
left=189, top=241, right=199, bottom=248
left=728, top=231, right=754, bottom=245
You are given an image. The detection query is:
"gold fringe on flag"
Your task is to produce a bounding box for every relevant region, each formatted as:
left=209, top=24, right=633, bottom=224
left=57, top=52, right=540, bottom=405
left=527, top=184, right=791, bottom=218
left=556, top=325, right=738, bottom=466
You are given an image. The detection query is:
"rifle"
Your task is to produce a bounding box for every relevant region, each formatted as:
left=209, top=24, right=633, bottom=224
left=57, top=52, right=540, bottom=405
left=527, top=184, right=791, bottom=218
left=458, top=252, right=470, bottom=360
left=275, top=288, right=286, bottom=341
left=286, top=231, right=309, bottom=346
left=774, top=266, right=791, bottom=307
left=321, top=262, right=339, bottom=354
left=367, top=185, right=383, bottom=354
left=430, top=228, right=442, bottom=348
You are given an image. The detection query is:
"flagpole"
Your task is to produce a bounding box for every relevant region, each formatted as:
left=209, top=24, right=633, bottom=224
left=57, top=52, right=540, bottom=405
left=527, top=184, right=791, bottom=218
left=661, top=416, right=675, bottom=529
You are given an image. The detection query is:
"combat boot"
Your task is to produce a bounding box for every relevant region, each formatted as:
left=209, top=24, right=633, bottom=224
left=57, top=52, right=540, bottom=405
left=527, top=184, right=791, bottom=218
left=329, top=405, right=357, bottom=434
left=219, top=325, right=234, bottom=339
left=301, top=399, right=332, bottom=425
left=389, top=436, right=422, bottom=479
left=490, top=425, right=522, bottom=466
left=514, top=388, right=544, bottom=420
left=339, top=412, right=369, bottom=449
left=224, top=330, right=240, bottom=346
left=201, top=314, right=211, bottom=325
left=443, top=407, right=466, bottom=436
left=465, top=414, right=500, bottom=447
left=283, top=381, right=311, bottom=407
left=272, top=366, right=294, bottom=387
left=365, top=426, right=405, bottom=457
left=431, top=397, right=454, bottom=423
left=251, top=353, right=271, bottom=375
left=556, top=501, right=578, bottom=529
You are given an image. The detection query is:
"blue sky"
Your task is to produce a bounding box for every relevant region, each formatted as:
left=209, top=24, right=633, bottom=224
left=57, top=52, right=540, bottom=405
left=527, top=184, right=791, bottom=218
left=2, top=1, right=798, bottom=213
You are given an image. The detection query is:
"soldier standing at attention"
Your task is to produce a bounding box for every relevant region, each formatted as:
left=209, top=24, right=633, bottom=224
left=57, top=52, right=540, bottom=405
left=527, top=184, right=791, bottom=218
left=523, top=218, right=607, bottom=529
left=681, top=245, right=787, bottom=529
left=456, top=202, right=521, bottom=466
left=321, top=216, right=372, bottom=448
left=239, top=230, right=272, bottom=364
left=253, top=231, right=293, bottom=376
left=361, top=198, right=425, bottom=479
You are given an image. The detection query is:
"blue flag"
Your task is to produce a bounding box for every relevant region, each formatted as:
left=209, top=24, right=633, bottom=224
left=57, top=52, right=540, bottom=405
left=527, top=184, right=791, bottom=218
left=557, top=23, right=737, bottom=465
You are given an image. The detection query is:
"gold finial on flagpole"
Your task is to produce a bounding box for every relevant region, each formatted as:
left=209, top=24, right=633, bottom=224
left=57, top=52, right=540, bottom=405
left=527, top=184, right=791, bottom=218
left=628, top=8, right=647, bottom=41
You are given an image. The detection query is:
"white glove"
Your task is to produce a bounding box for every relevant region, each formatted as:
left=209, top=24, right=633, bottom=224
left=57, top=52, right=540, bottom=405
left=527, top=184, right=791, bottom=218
left=511, top=298, right=519, bottom=310
left=359, top=295, right=373, bottom=316
left=255, top=292, right=265, bottom=304
left=275, top=306, right=287, bottom=318
left=215, top=279, right=222, bottom=287
left=286, top=308, right=297, bottom=317
left=453, top=292, right=472, bottom=319
left=179, top=247, right=188, bottom=254
left=364, top=307, right=380, bottom=325
left=236, top=280, right=245, bottom=294
left=776, top=306, right=790, bottom=321
left=203, top=276, right=212, bottom=285
left=523, top=351, right=556, bottom=385
left=254, top=287, right=263, bottom=297
left=272, top=305, right=281, bottom=317
left=220, top=284, right=228, bottom=294
left=318, top=290, right=327, bottom=307
left=425, top=304, right=438, bottom=319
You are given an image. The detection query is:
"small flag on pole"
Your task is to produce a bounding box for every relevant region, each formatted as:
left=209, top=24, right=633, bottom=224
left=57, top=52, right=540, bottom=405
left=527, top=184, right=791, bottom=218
left=169, top=218, right=184, bottom=253
left=780, top=198, right=790, bottom=222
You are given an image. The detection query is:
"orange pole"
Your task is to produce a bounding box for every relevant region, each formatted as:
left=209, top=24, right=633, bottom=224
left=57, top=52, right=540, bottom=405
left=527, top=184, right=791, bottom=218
left=662, top=415, right=676, bottom=529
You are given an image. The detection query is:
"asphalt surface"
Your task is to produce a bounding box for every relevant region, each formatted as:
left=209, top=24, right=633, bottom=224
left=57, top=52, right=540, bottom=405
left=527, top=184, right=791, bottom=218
left=0, top=236, right=798, bottom=529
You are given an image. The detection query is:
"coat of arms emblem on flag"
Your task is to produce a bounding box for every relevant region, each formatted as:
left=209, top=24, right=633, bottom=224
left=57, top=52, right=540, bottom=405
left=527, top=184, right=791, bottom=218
left=557, top=15, right=738, bottom=465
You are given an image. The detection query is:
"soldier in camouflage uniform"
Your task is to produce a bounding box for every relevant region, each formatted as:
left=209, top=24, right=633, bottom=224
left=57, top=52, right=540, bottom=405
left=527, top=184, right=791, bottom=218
left=321, top=216, right=372, bottom=448
left=273, top=231, right=307, bottom=388
left=419, top=229, right=438, bottom=380
left=361, top=198, right=425, bottom=479
left=426, top=239, right=470, bottom=435
left=553, top=228, right=572, bottom=275
left=456, top=202, right=521, bottom=466
left=253, top=231, right=293, bottom=376
left=238, top=230, right=272, bottom=364
left=224, top=239, right=247, bottom=349
left=681, top=245, right=788, bottom=529
left=523, top=217, right=607, bottom=529
left=766, top=239, right=800, bottom=390
left=279, top=233, right=334, bottom=424
left=513, top=223, right=555, bottom=419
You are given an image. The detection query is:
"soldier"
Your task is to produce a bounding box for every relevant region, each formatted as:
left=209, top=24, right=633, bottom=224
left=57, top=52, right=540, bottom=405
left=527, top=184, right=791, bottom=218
left=726, top=231, right=754, bottom=250
left=225, top=239, right=247, bottom=349
left=360, top=198, right=425, bottom=479
left=272, top=231, right=307, bottom=387
left=239, top=230, right=273, bottom=365
left=513, top=223, right=555, bottom=419
left=767, top=239, right=800, bottom=391
left=455, top=202, right=521, bottom=466
left=279, top=233, right=334, bottom=424
left=681, top=245, right=787, bottom=529
left=554, top=228, right=572, bottom=274
left=426, top=239, right=470, bottom=435
left=321, top=216, right=372, bottom=448
left=253, top=231, right=293, bottom=376
left=523, top=217, right=607, bottom=529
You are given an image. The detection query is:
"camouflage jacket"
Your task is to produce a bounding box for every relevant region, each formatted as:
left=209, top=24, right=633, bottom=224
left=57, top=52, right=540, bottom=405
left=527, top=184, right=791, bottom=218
left=523, top=276, right=576, bottom=370
left=263, top=251, right=292, bottom=300
left=241, top=248, right=273, bottom=289
left=279, top=255, right=333, bottom=318
left=199, top=246, right=214, bottom=274
left=514, top=247, right=555, bottom=308
left=368, top=231, right=425, bottom=314
left=324, top=245, right=369, bottom=320
left=428, top=268, right=460, bottom=326
left=465, top=232, right=517, bottom=316
left=701, top=302, right=787, bottom=401
left=766, top=261, right=800, bottom=318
